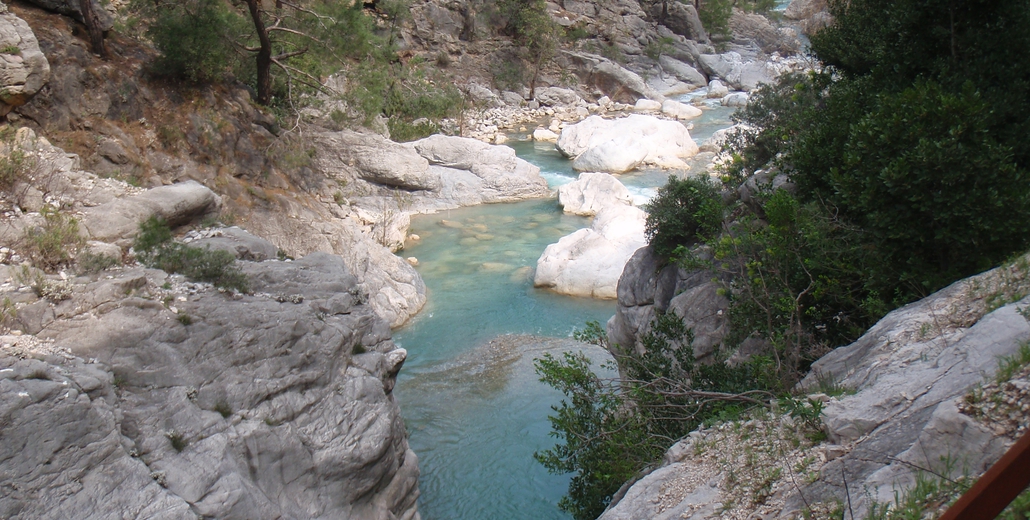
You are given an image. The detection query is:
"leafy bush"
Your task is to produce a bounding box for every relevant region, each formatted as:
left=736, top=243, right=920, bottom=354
left=644, top=175, right=723, bottom=258
left=23, top=206, right=85, bottom=272
left=134, top=217, right=249, bottom=293
left=698, top=0, right=732, bottom=38
left=147, top=0, right=235, bottom=83
left=536, top=315, right=778, bottom=520
left=0, top=126, right=29, bottom=192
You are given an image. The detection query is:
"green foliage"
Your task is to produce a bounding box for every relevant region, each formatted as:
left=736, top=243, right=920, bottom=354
left=644, top=175, right=723, bottom=258
left=698, top=0, right=732, bottom=38
left=176, top=311, right=193, bottom=326
left=77, top=251, right=120, bottom=275
left=147, top=0, right=236, bottom=83
left=994, top=341, right=1030, bottom=385
left=0, top=45, right=20, bottom=55
left=784, top=0, right=1030, bottom=301
left=537, top=315, right=778, bottom=519
left=165, top=430, right=188, bottom=452
left=712, top=191, right=882, bottom=379
left=134, top=217, right=249, bottom=293
left=0, top=126, right=29, bottom=192
left=644, top=36, right=675, bottom=62
left=345, top=57, right=462, bottom=132
left=23, top=206, right=85, bottom=272
left=213, top=401, right=233, bottom=418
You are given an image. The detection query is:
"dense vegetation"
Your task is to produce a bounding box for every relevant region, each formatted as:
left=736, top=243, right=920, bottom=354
left=538, top=0, right=1030, bottom=517
left=132, top=0, right=461, bottom=140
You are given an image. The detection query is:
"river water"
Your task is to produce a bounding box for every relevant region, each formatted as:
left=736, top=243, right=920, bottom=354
left=394, top=94, right=735, bottom=519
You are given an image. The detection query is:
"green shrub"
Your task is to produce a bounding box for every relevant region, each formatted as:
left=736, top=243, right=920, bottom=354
left=536, top=315, right=778, bottom=520
left=77, top=251, right=120, bottom=274
left=134, top=217, right=249, bottom=293
left=644, top=175, right=723, bottom=258
left=23, top=206, right=85, bottom=272
left=147, top=0, right=235, bottom=83
left=698, top=0, right=732, bottom=38
left=0, top=126, right=29, bottom=192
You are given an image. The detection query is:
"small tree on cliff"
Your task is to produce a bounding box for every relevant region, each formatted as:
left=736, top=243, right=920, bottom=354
left=146, top=0, right=376, bottom=105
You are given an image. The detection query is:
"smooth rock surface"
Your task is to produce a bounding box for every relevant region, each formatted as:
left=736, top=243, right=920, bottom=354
left=661, top=99, right=703, bottom=120
left=313, top=130, right=438, bottom=191
left=0, top=9, right=49, bottom=115
left=558, top=114, right=699, bottom=172
left=0, top=253, right=421, bottom=520
left=534, top=204, right=647, bottom=299
left=80, top=181, right=222, bottom=244
left=558, top=172, right=633, bottom=216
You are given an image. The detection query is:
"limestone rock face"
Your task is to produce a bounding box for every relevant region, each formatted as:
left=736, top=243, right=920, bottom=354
left=561, top=51, right=665, bottom=104
left=80, top=180, right=222, bottom=244
left=558, top=115, right=699, bottom=172
left=535, top=203, right=647, bottom=299
left=658, top=56, right=708, bottom=88
left=0, top=8, right=49, bottom=115
left=314, top=130, right=438, bottom=191
left=601, top=255, right=1030, bottom=520
left=535, top=86, right=583, bottom=107
left=784, top=0, right=832, bottom=35
left=0, top=253, right=421, bottom=520
left=606, top=246, right=729, bottom=359
left=190, top=227, right=280, bottom=261
left=558, top=172, right=633, bottom=216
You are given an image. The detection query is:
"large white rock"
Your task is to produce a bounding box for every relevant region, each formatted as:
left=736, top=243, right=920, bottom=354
left=706, top=79, right=729, bottom=98
left=558, top=172, right=634, bottom=216
left=721, top=92, right=749, bottom=107
left=313, top=130, right=437, bottom=190
left=633, top=99, right=663, bottom=111
left=557, top=114, right=699, bottom=173
left=660, top=99, right=703, bottom=120
left=532, top=127, right=559, bottom=142
left=80, top=180, right=221, bottom=244
left=534, top=204, right=647, bottom=299
left=572, top=135, right=649, bottom=173
left=535, top=86, right=583, bottom=107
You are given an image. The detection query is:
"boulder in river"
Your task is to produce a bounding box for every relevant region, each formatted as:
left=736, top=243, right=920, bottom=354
left=534, top=203, right=647, bottom=299
left=558, top=114, right=699, bottom=173
left=558, top=172, right=634, bottom=216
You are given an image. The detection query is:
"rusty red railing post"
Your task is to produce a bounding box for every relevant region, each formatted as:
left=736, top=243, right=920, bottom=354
left=938, top=429, right=1030, bottom=520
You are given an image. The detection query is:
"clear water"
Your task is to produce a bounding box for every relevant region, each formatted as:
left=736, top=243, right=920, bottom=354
left=395, top=106, right=736, bottom=520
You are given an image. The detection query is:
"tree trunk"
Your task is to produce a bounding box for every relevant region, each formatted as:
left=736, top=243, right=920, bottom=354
left=79, top=0, right=106, bottom=58
left=244, top=0, right=273, bottom=105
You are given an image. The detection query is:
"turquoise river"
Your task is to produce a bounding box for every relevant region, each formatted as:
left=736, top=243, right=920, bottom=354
left=394, top=95, right=736, bottom=519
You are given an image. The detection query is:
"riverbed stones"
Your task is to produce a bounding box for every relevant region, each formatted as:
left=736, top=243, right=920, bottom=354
left=558, top=172, right=634, bottom=216
left=534, top=203, right=647, bottom=299
left=557, top=114, right=699, bottom=172
left=706, top=79, right=729, bottom=98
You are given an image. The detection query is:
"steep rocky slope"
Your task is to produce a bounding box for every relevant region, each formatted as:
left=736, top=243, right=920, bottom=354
left=602, top=249, right=1030, bottom=518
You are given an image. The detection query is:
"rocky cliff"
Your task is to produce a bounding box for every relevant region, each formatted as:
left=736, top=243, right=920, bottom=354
left=601, top=248, right=1030, bottom=519
left=1, top=251, right=421, bottom=519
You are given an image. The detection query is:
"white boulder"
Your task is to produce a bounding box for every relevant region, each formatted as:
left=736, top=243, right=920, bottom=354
left=557, top=114, right=699, bottom=173
left=558, top=172, right=634, bottom=216
left=661, top=99, right=703, bottom=120
left=706, top=79, right=729, bottom=98
left=633, top=99, right=662, bottom=111
left=533, top=127, right=559, bottom=142
left=721, top=92, right=749, bottom=107
left=534, top=204, right=648, bottom=299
